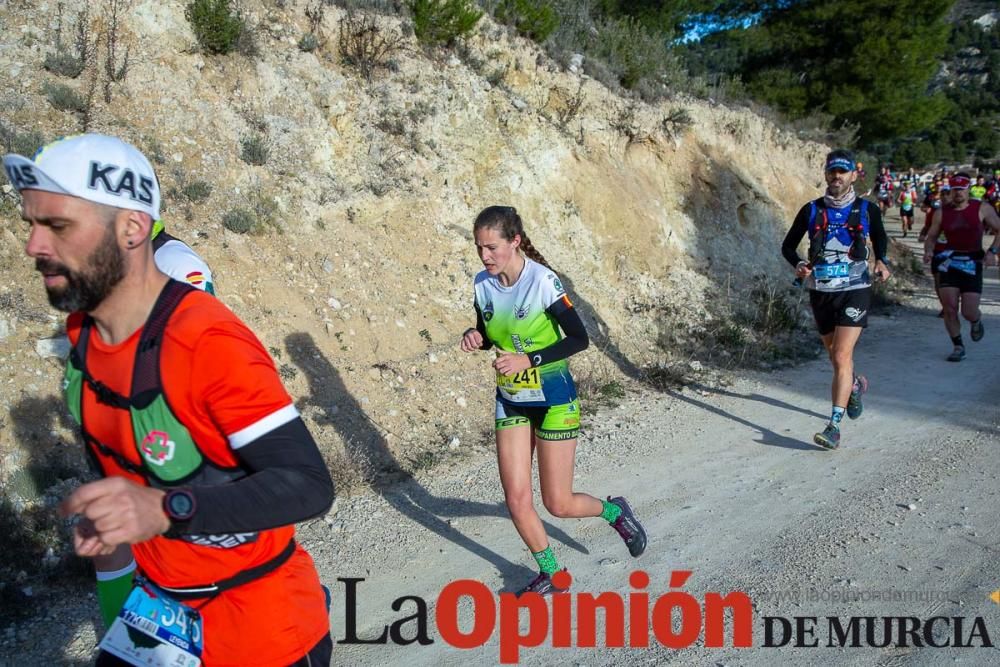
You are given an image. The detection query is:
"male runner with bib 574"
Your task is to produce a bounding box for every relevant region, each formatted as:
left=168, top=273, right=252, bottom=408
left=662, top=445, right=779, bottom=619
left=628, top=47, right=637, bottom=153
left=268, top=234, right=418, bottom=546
left=782, top=150, right=890, bottom=450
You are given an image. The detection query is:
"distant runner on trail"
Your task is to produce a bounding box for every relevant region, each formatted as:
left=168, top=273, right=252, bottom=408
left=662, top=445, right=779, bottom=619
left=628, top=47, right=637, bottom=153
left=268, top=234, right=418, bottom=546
left=921, top=176, right=942, bottom=219
left=986, top=170, right=1000, bottom=214
left=781, top=150, right=890, bottom=450
left=970, top=175, right=987, bottom=202
left=922, top=173, right=1000, bottom=362
left=460, top=205, right=646, bottom=595
left=919, top=182, right=952, bottom=317
left=897, top=180, right=918, bottom=237
left=873, top=166, right=894, bottom=215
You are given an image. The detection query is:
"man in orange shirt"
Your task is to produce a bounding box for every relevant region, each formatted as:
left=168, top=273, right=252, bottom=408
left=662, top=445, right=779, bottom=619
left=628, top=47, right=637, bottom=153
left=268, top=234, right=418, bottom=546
left=4, top=134, right=334, bottom=666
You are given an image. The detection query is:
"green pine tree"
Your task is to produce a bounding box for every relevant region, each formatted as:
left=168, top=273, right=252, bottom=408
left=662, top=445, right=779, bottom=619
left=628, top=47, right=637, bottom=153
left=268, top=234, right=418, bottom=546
left=685, top=0, right=954, bottom=145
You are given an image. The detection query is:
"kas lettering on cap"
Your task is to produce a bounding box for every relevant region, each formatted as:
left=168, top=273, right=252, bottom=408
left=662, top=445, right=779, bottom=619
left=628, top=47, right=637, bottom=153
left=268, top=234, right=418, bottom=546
left=2, top=134, right=161, bottom=220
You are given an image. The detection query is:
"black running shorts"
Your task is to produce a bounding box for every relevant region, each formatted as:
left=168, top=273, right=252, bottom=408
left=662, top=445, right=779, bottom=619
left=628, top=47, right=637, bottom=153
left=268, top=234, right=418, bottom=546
left=937, top=263, right=983, bottom=293
left=809, top=288, right=870, bottom=336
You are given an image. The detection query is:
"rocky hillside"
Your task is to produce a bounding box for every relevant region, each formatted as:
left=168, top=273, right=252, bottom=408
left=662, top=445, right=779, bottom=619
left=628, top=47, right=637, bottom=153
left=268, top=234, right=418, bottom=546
left=0, top=0, right=830, bottom=517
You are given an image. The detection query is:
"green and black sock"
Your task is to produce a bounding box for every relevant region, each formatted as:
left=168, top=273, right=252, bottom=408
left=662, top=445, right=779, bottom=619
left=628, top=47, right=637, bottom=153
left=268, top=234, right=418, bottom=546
left=531, top=546, right=559, bottom=575
left=600, top=498, right=622, bottom=524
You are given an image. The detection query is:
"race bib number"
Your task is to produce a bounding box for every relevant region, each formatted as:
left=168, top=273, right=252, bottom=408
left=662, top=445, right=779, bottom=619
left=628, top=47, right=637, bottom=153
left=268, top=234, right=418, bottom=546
left=497, top=367, right=546, bottom=403
left=813, top=263, right=850, bottom=280
left=99, top=580, right=203, bottom=666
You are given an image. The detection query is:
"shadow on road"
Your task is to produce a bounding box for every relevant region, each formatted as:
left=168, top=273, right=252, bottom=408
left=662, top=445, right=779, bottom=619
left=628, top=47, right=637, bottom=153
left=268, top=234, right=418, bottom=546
left=285, top=332, right=588, bottom=593
left=665, top=388, right=820, bottom=451
left=689, top=383, right=827, bottom=421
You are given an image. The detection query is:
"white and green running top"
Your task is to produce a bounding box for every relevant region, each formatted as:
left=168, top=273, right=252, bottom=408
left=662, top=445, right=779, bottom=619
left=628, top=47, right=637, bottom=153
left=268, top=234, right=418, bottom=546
left=474, top=258, right=578, bottom=407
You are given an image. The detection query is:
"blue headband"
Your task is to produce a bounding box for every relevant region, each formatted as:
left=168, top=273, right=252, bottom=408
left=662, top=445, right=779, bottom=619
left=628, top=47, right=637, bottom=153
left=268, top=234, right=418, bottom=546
left=825, top=157, right=855, bottom=172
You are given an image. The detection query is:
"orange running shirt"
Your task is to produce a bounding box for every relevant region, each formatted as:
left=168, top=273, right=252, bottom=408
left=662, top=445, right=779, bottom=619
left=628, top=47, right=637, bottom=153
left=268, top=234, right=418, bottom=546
left=67, top=290, right=328, bottom=666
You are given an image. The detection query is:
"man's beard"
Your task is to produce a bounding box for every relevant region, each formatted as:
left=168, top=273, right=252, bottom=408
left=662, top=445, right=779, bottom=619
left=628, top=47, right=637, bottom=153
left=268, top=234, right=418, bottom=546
left=36, top=226, right=125, bottom=313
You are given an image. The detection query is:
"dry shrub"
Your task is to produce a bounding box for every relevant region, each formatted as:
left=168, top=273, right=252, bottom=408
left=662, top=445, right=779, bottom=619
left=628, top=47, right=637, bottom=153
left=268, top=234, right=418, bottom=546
left=338, top=10, right=405, bottom=82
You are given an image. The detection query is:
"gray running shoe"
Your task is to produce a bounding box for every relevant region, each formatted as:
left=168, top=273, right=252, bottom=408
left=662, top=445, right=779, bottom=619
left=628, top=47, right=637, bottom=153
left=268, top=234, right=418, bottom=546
left=947, top=346, right=966, bottom=362
left=971, top=320, right=984, bottom=342
left=608, top=496, right=647, bottom=558
left=814, top=423, right=841, bottom=450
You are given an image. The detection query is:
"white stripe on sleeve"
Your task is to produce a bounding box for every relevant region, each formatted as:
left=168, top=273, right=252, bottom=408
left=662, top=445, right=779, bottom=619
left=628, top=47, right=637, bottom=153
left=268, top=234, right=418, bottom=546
left=95, top=559, right=137, bottom=581
left=227, top=403, right=300, bottom=449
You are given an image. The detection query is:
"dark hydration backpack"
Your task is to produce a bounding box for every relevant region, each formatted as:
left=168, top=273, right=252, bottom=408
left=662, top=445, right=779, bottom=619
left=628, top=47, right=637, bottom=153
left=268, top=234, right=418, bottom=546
left=807, top=197, right=870, bottom=265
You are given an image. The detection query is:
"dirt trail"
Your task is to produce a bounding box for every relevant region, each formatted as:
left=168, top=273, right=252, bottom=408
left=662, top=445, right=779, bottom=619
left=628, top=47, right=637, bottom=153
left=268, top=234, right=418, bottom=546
left=6, top=212, right=1000, bottom=666
left=318, top=212, right=1000, bottom=666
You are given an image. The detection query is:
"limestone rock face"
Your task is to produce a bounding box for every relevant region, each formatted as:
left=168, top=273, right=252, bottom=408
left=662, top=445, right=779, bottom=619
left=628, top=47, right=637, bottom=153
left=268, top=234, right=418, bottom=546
left=0, top=1, right=825, bottom=491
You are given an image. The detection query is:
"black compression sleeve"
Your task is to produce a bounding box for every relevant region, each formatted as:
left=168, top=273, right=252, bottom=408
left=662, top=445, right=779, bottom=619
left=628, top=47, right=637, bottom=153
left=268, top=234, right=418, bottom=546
left=782, top=205, right=811, bottom=267
left=182, top=418, right=334, bottom=535
left=528, top=303, right=589, bottom=367
left=473, top=302, right=493, bottom=351
left=868, top=205, right=888, bottom=261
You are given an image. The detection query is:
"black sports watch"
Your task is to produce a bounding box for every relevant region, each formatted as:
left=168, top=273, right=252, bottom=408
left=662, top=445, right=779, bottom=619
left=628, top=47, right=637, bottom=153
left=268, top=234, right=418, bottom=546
left=162, top=488, right=197, bottom=537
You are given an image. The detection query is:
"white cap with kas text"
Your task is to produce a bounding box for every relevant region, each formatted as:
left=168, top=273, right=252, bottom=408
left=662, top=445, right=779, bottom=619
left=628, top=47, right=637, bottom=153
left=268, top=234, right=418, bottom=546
left=2, top=134, right=161, bottom=220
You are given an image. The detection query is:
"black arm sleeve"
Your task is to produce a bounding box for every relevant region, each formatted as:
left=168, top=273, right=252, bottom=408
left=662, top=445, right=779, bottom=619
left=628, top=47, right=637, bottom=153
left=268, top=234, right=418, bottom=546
left=529, top=301, right=589, bottom=367
left=868, top=205, right=888, bottom=261
left=183, top=417, right=334, bottom=535
left=781, top=205, right=811, bottom=268
left=473, top=302, right=493, bottom=351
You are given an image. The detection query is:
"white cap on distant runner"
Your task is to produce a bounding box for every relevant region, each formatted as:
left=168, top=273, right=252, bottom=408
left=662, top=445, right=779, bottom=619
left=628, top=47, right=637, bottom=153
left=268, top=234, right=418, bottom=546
left=2, top=133, right=160, bottom=220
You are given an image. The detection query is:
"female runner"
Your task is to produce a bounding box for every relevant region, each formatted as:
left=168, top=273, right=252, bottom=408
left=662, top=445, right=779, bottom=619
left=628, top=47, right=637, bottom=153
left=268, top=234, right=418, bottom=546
left=460, top=206, right=646, bottom=594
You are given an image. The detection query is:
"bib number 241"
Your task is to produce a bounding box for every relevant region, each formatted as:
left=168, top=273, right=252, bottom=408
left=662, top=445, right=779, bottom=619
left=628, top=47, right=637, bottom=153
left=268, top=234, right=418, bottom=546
left=497, top=367, right=545, bottom=403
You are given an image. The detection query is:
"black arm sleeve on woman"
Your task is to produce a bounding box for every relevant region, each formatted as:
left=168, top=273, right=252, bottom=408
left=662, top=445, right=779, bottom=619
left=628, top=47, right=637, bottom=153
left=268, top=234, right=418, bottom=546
left=473, top=302, right=494, bottom=351
left=868, top=205, right=888, bottom=261
left=781, top=205, right=811, bottom=267
left=183, top=417, right=334, bottom=535
left=528, top=301, right=589, bottom=367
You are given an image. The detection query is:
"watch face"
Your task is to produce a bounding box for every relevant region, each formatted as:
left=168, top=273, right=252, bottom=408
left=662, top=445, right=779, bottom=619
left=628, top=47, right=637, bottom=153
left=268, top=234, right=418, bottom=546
left=168, top=491, right=195, bottom=520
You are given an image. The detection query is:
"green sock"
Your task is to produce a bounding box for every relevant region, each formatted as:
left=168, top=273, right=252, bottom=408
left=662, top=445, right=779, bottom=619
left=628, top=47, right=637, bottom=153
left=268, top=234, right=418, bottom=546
left=96, top=562, right=136, bottom=629
left=531, top=546, right=559, bottom=574
left=601, top=499, right=622, bottom=524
